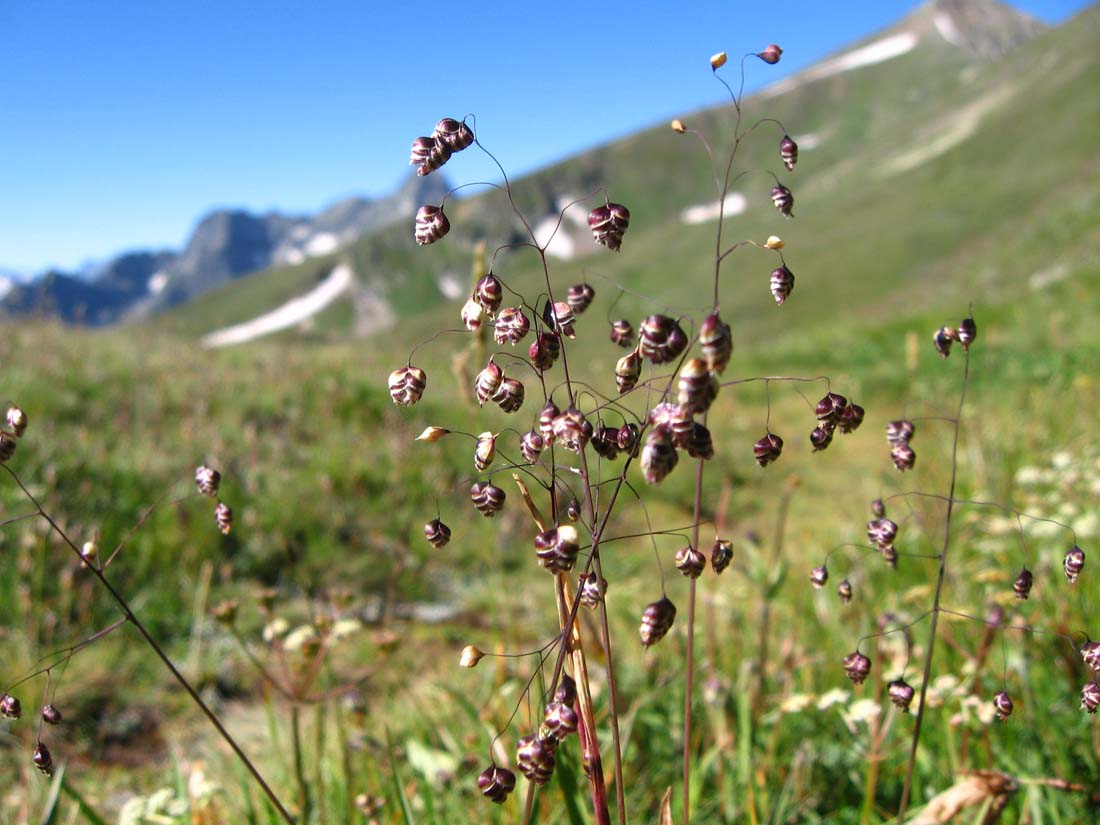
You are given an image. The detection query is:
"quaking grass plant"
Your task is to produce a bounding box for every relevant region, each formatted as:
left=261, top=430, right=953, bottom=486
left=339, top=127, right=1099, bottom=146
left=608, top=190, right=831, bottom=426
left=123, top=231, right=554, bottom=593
left=389, top=43, right=872, bottom=823
left=809, top=313, right=1100, bottom=822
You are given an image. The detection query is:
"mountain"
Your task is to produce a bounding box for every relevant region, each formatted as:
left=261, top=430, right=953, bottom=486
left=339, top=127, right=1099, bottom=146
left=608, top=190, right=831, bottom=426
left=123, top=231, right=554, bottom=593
left=1, top=172, right=448, bottom=325
left=160, top=0, right=1095, bottom=347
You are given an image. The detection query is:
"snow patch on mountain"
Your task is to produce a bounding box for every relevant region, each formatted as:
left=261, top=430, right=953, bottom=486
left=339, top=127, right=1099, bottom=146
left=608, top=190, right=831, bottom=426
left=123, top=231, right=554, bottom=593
left=201, top=262, right=354, bottom=348
left=681, top=193, right=747, bottom=225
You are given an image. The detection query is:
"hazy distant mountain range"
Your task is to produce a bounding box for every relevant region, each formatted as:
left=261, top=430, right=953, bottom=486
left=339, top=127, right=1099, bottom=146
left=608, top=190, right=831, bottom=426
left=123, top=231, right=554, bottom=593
left=1, top=172, right=448, bottom=325
left=1, top=0, right=1066, bottom=331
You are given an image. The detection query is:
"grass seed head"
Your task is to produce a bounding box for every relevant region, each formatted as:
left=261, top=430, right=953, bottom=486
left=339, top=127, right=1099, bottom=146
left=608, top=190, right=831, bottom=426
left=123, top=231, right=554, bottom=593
left=567, top=283, right=595, bottom=314
left=424, top=518, right=452, bottom=548
left=414, top=204, right=450, bottom=245
left=699, top=313, right=733, bottom=374
left=195, top=465, right=221, bottom=498
left=758, top=44, right=783, bottom=64
left=6, top=406, right=27, bottom=438
left=837, top=579, right=853, bottom=603
left=710, top=539, right=733, bottom=574
left=33, top=742, right=54, bottom=776
left=1082, top=641, right=1100, bottom=673
left=1, top=693, right=22, bottom=719
left=494, top=307, right=530, bottom=345
left=674, top=545, right=706, bottom=579
left=779, top=134, right=798, bottom=171
left=993, top=690, right=1014, bottom=721
left=214, top=502, right=233, bottom=535
left=770, top=183, right=794, bottom=218
left=1063, top=544, right=1085, bottom=583
left=579, top=572, right=608, bottom=607
left=528, top=331, right=561, bottom=372
left=770, top=265, right=794, bottom=305
left=640, top=596, right=677, bottom=648
left=810, top=565, right=829, bottom=589
left=610, top=318, right=635, bottom=348
left=888, top=679, right=916, bottom=712
left=1013, top=568, right=1033, bottom=600
left=388, top=365, right=427, bottom=407
left=1081, top=682, right=1100, bottom=714
left=470, top=482, right=506, bottom=517
left=843, top=651, right=871, bottom=685
left=516, top=733, right=556, bottom=784
left=754, top=433, right=784, bottom=467
left=476, top=764, right=516, bottom=803
left=492, top=377, right=525, bottom=413
left=957, top=317, right=977, bottom=350
left=409, top=136, right=451, bottom=176
left=587, top=203, right=630, bottom=251
left=520, top=430, right=544, bottom=463
left=433, top=117, right=474, bottom=152
left=474, top=273, right=503, bottom=315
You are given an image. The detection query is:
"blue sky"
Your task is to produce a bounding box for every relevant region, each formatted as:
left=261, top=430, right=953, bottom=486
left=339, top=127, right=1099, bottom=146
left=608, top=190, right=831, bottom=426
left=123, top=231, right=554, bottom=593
left=0, top=0, right=1090, bottom=274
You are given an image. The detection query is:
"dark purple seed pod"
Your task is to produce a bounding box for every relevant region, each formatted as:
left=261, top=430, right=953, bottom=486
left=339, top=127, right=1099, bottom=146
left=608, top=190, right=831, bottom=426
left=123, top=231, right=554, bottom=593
left=838, top=403, right=865, bottom=434
left=474, top=360, right=504, bottom=407
left=409, top=135, right=451, bottom=176
left=6, top=406, right=28, bottom=438
left=641, top=426, right=678, bottom=482
left=214, top=502, right=233, bottom=535
left=1082, top=641, right=1100, bottom=673
left=685, top=422, right=715, bottom=460
left=641, top=427, right=678, bottom=484
left=867, top=518, right=899, bottom=549
left=494, top=307, right=530, bottom=345
left=758, top=44, right=783, bottom=64
left=33, top=742, right=54, bottom=776
left=414, top=205, right=449, bottom=245
left=615, top=350, right=642, bottom=394
left=1, top=693, right=22, bottom=719
left=888, top=679, right=916, bottom=712
left=770, top=183, right=794, bottom=218
left=565, top=497, right=582, bottom=522
left=699, top=313, right=733, bottom=374
left=648, top=403, right=692, bottom=450
left=610, top=319, right=635, bottom=348
left=555, top=675, right=577, bottom=706
left=1082, top=682, right=1100, bottom=714
left=810, top=425, right=834, bottom=452
left=674, top=545, right=706, bottom=579
left=886, top=420, right=914, bottom=445
left=591, top=425, right=621, bottom=460
left=549, top=301, right=576, bottom=338
left=423, top=518, right=451, bottom=548
left=566, top=283, right=595, bottom=314
left=474, top=273, right=503, bottom=315
left=388, top=365, right=427, bottom=407
left=993, top=690, right=1013, bottom=721
left=1013, top=568, right=1033, bottom=600
left=710, top=539, right=733, bottom=574
left=195, top=465, right=221, bottom=498
left=543, top=701, right=579, bottom=740
left=617, top=423, right=640, bottom=455
left=810, top=565, right=829, bottom=589
left=41, top=704, right=62, bottom=725
left=638, top=314, right=687, bottom=364
left=640, top=596, right=677, bottom=648
left=433, top=117, right=474, bottom=152
left=837, top=579, right=853, bottom=604
left=471, top=482, right=506, bottom=517
left=957, top=317, right=977, bottom=350
left=493, top=377, right=525, bottom=413
left=871, top=498, right=886, bottom=518
left=474, top=432, right=497, bottom=471
left=579, top=571, right=608, bottom=607
left=587, top=202, right=630, bottom=251
left=534, top=525, right=581, bottom=573
left=753, top=433, right=784, bottom=467
left=843, top=651, right=871, bottom=685
left=520, top=430, right=544, bottom=463
left=477, top=765, right=516, bottom=804
left=815, top=392, right=848, bottom=425
left=551, top=407, right=591, bottom=453
left=0, top=434, right=16, bottom=463
left=779, top=134, right=798, bottom=171
left=516, top=733, right=556, bottom=785
left=461, top=297, right=483, bottom=331
left=528, top=332, right=561, bottom=372
left=934, top=326, right=955, bottom=359
left=891, top=443, right=916, bottom=472
left=881, top=544, right=898, bottom=568
left=538, top=400, right=560, bottom=441
left=1064, top=545, right=1085, bottom=583
left=677, top=358, right=719, bottom=414
left=769, top=266, right=794, bottom=305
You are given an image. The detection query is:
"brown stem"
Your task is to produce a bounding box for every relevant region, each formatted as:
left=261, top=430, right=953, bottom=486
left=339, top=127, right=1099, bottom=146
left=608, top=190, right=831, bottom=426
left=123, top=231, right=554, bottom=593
left=897, top=349, right=971, bottom=823
left=4, top=467, right=296, bottom=824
